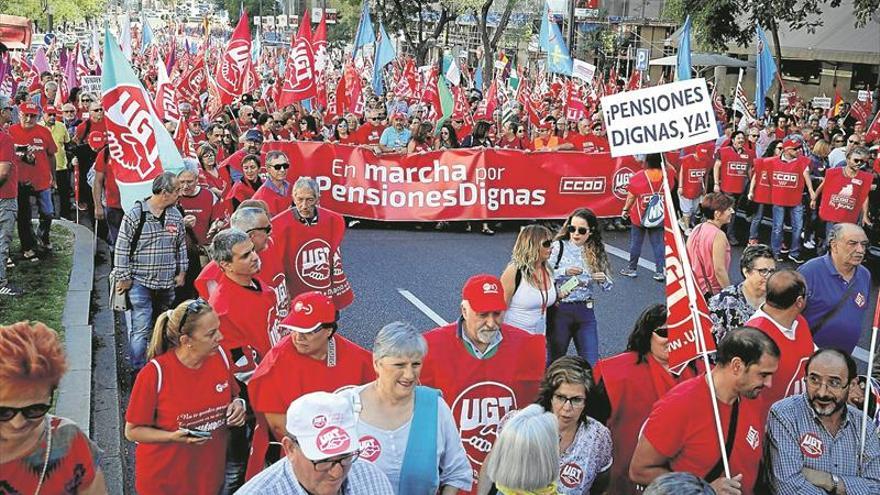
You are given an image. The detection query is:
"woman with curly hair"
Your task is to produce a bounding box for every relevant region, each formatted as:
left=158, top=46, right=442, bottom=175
left=547, top=208, right=613, bottom=365
left=500, top=224, right=558, bottom=335
left=0, top=322, right=107, bottom=494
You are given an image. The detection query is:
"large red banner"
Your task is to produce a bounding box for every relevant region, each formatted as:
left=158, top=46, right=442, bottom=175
left=262, top=141, right=643, bottom=221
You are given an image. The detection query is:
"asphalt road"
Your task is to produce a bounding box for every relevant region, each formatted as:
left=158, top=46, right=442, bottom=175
left=334, top=221, right=666, bottom=360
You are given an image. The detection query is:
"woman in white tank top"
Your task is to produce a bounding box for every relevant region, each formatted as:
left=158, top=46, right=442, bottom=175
left=500, top=225, right=558, bottom=335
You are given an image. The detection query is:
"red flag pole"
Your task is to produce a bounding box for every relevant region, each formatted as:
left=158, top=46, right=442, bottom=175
left=660, top=157, right=732, bottom=480
left=860, top=291, right=880, bottom=465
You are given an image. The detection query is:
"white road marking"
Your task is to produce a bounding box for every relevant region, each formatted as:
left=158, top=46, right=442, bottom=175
left=397, top=289, right=449, bottom=326
left=604, top=243, right=657, bottom=272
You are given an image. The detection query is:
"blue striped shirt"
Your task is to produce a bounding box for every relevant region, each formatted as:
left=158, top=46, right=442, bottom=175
left=236, top=456, right=395, bottom=495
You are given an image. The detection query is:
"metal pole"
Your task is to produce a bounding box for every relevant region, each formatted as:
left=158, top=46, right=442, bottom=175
left=567, top=0, right=576, bottom=57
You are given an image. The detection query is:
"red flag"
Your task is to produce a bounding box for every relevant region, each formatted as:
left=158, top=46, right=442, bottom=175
left=177, top=55, right=207, bottom=110
left=474, top=78, right=498, bottom=121
left=830, top=87, right=844, bottom=117
left=174, top=119, right=196, bottom=158
left=625, top=70, right=642, bottom=91
left=873, top=291, right=880, bottom=330
left=565, top=82, right=586, bottom=122
left=710, top=86, right=726, bottom=124
left=278, top=10, right=317, bottom=106
left=344, top=63, right=364, bottom=116
left=313, top=11, right=329, bottom=74
left=154, top=55, right=180, bottom=123
left=865, top=109, right=880, bottom=145
left=213, top=10, right=252, bottom=105
left=850, top=98, right=872, bottom=125
left=664, top=181, right=717, bottom=371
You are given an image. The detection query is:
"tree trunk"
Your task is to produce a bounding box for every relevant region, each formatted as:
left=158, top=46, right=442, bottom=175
left=769, top=19, right=783, bottom=113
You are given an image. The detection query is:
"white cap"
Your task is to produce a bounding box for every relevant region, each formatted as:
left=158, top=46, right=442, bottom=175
left=285, top=391, right=360, bottom=461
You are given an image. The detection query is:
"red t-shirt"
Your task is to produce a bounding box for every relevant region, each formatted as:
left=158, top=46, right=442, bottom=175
left=768, top=156, right=809, bottom=207
left=717, top=146, right=752, bottom=194
left=178, top=188, right=224, bottom=246
left=642, top=375, right=766, bottom=495
left=745, top=313, right=813, bottom=416
left=210, top=275, right=284, bottom=366
left=199, top=166, right=232, bottom=199
left=0, top=130, right=18, bottom=199
left=0, top=415, right=101, bottom=494
left=93, top=147, right=121, bottom=208
left=751, top=158, right=773, bottom=205
left=75, top=118, right=107, bottom=146
left=626, top=169, right=665, bottom=227
left=678, top=153, right=711, bottom=199
left=9, top=123, right=57, bottom=190
left=220, top=148, right=265, bottom=176
left=818, top=167, right=873, bottom=224
left=354, top=123, right=385, bottom=145
left=125, top=349, right=239, bottom=495
left=252, top=182, right=292, bottom=218
left=564, top=133, right=588, bottom=151
left=195, top=237, right=287, bottom=301
left=582, top=134, right=610, bottom=153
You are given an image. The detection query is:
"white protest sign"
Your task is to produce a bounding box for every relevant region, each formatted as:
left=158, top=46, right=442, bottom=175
left=601, top=78, right=719, bottom=158
left=858, top=90, right=870, bottom=102
left=81, top=75, right=102, bottom=95
left=571, top=59, right=596, bottom=84
left=779, top=92, right=790, bottom=108
left=812, top=96, right=832, bottom=109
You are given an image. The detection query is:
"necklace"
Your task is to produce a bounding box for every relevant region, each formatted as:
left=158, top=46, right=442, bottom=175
left=34, top=418, right=52, bottom=495
left=538, top=268, right=549, bottom=315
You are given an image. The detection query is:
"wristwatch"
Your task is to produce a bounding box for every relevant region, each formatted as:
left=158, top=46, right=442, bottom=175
left=830, top=473, right=840, bottom=494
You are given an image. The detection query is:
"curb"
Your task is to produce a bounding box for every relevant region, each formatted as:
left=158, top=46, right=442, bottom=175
left=54, top=219, right=95, bottom=437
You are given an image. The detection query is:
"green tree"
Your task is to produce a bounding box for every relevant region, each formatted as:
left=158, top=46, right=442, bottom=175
left=0, top=0, right=105, bottom=31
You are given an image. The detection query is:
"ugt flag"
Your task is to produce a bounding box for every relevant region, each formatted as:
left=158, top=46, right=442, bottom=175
left=214, top=11, right=253, bottom=105
left=278, top=10, right=317, bottom=106
left=102, top=28, right=184, bottom=212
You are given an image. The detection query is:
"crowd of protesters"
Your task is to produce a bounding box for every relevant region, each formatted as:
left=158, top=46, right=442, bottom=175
left=4, top=33, right=880, bottom=495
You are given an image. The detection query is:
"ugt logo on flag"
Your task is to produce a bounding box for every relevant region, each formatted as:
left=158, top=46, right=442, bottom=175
left=105, top=84, right=160, bottom=181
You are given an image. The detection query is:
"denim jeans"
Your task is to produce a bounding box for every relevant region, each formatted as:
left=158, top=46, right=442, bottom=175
left=128, top=282, right=175, bottom=370
left=547, top=303, right=599, bottom=365
left=16, top=184, right=54, bottom=252
left=749, top=204, right=767, bottom=241
left=0, top=199, right=17, bottom=286
left=628, top=225, right=665, bottom=275
left=106, top=206, right=124, bottom=252
left=771, top=204, right=804, bottom=257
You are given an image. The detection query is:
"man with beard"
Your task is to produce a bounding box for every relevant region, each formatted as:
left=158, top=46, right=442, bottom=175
left=419, top=274, right=545, bottom=494
left=766, top=349, right=880, bottom=494
left=630, top=328, right=780, bottom=495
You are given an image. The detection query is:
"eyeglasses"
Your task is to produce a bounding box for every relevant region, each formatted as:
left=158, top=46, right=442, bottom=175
left=0, top=401, right=52, bottom=422
left=833, top=139, right=845, bottom=143
left=752, top=267, right=776, bottom=278
left=852, top=158, right=867, bottom=165
left=540, top=239, right=553, bottom=248
left=368, top=117, right=380, bottom=122
left=848, top=140, right=859, bottom=145
left=653, top=327, right=669, bottom=338
left=178, top=298, right=209, bottom=332
left=270, top=162, right=290, bottom=170
left=81, top=98, right=92, bottom=103
left=551, top=394, right=586, bottom=408
left=247, top=225, right=272, bottom=235
left=92, top=108, right=104, bottom=113
left=806, top=374, right=847, bottom=391
left=311, top=450, right=361, bottom=471
left=567, top=226, right=588, bottom=235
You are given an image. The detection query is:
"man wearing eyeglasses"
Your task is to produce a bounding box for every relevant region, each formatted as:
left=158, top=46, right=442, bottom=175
left=744, top=270, right=815, bottom=417
left=252, top=150, right=292, bottom=217
left=798, top=223, right=872, bottom=354
left=353, top=109, right=386, bottom=148
left=238, top=391, right=394, bottom=494
left=828, top=133, right=862, bottom=168
left=766, top=349, right=880, bottom=494
left=245, top=293, right=373, bottom=480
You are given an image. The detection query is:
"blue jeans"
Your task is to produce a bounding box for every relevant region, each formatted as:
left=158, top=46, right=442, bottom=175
left=749, top=204, right=767, bottom=241
left=16, top=185, right=54, bottom=251
left=128, top=283, right=175, bottom=370
left=547, top=303, right=599, bottom=365
left=628, top=225, right=665, bottom=275
left=771, top=204, right=804, bottom=257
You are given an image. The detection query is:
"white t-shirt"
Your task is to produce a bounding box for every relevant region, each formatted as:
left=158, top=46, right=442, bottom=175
left=345, top=384, right=473, bottom=493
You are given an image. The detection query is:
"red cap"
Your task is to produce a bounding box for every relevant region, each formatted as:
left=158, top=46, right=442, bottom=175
left=462, top=274, right=507, bottom=313
left=19, top=102, right=39, bottom=114
left=782, top=138, right=800, bottom=150
left=279, top=291, right=336, bottom=333
left=44, top=105, right=58, bottom=115
left=88, top=132, right=107, bottom=151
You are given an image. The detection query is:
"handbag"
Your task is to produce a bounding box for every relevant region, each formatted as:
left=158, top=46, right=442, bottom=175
left=108, top=272, right=130, bottom=312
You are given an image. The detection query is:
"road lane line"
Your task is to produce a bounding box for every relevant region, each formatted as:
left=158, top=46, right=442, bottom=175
left=397, top=289, right=449, bottom=327
left=604, top=243, right=657, bottom=272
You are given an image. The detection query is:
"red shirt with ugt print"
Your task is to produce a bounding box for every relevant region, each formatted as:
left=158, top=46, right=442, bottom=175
left=9, top=123, right=57, bottom=190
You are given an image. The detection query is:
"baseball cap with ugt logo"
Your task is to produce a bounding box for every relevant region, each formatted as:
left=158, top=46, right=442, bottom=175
left=782, top=138, right=801, bottom=150
left=278, top=291, right=336, bottom=333
left=286, top=391, right=360, bottom=461
left=462, top=274, right=507, bottom=313
left=19, top=102, right=39, bottom=115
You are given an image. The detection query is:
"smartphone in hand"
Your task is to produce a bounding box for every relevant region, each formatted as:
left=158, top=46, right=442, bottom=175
left=182, top=428, right=212, bottom=439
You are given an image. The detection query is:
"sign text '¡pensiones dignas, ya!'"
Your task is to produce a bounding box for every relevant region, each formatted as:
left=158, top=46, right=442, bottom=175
left=605, top=85, right=707, bottom=125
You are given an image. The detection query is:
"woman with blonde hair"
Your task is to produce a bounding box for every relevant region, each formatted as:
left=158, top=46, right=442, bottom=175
left=0, top=322, right=107, bottom=494
left=479, top=404, right=560, bottom=495
left=124, top=299, right=246, bottom=494
left=500, top=224, right=558, bottom=335
left=548, top=209, right=613, bottom=364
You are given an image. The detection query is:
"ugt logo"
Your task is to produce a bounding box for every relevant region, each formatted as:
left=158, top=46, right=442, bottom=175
left=104, top=85, right=159, bottom=181
left=219, top=39, right=250, bottom=88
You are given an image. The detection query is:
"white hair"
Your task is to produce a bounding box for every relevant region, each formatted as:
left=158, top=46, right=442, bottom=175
left=483, top=404, right=558, bottom=491
left=372, top=322, right=428, bottom=362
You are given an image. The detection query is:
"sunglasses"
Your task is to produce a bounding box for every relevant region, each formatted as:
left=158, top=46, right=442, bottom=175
left=81, top=99, right=92, bottom=103
left=540, top=239, right=553, bottom=248
left=247, top=225, right=272, bottom=235
left=852, top=158, right=867, bottom=165
left=653, top=327, right=668, bottom=338
left=0, top=401, right=52, bottom=422
left=178, top=298, right=209, bottom=331
left=92, top=108, right=104, bottom=113
left=270, top=162, right=290, bottom=170
left=567, top=225, right=589, bottom=235
left=453, top=120, right=463, bottom=124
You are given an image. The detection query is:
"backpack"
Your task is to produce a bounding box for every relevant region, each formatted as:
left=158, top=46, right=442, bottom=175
left=641, top=177, right=664, bottom=229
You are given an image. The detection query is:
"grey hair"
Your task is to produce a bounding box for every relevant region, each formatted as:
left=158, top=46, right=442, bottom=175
left=372, top=322, right=428, bottom=361
left=828, top=222, right=864, bottom=245
left=293, top=176, right=320, bottom=198
left=230, top=207, right=268, bottom=231
left=643, top=472, right=714, bottom=495
left=210, top=228, right=250, bottom=264
left=44, top=81, right=58, bottom=91
left=264, top=150, right=287, bottom=165
left=151, top=172, right=178, bottom=194
left=178, top=158, right=200, bottom=177
left=483, top=404, right=558, bottom=491
left=847, top=145, right=869, bottom=159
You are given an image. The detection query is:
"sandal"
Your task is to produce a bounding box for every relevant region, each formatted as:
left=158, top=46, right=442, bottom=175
left=481, top=224, right=495, bottom=236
